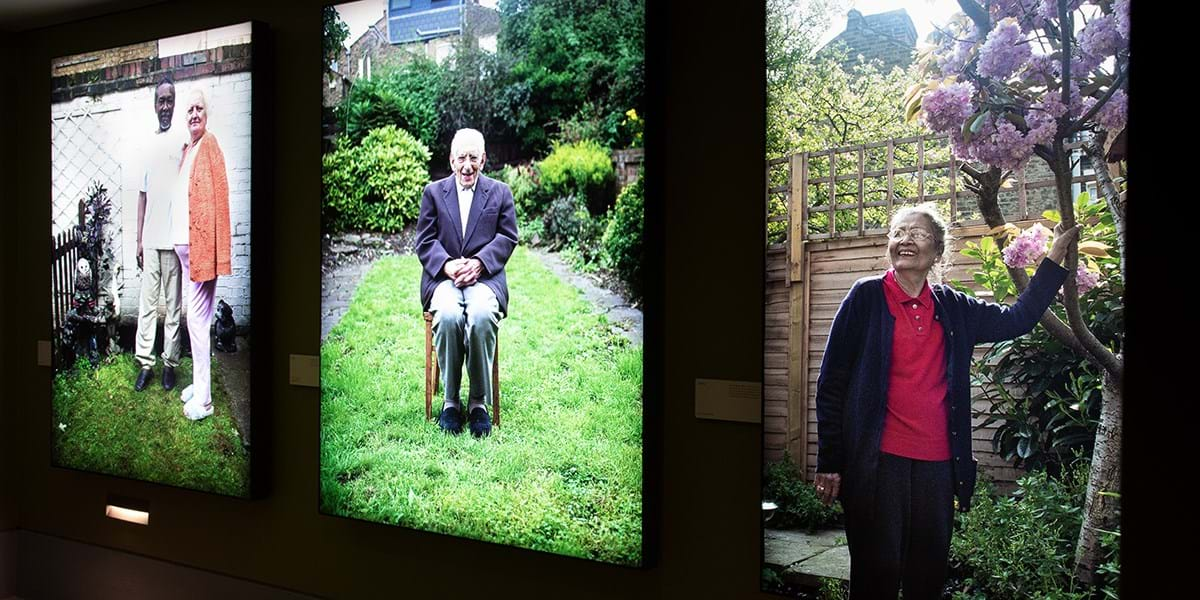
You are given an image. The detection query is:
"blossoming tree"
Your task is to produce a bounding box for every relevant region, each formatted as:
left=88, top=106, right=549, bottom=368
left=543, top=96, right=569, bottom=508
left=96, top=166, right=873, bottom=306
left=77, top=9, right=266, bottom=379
left=905, top=0, right=1128, bottom=583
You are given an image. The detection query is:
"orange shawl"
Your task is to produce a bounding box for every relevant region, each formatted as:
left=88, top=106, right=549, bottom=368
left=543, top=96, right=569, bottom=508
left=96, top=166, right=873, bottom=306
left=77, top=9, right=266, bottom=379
left=187, top=132, right=232, bottom=282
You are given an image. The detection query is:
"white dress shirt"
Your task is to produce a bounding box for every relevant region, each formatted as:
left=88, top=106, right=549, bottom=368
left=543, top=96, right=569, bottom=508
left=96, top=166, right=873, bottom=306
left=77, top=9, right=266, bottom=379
left=456, top=182, right=476, bottom=239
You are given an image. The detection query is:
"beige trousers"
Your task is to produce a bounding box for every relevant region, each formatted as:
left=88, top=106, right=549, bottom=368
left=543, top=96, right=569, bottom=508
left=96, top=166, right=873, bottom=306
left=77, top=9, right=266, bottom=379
left=134, top=248, right=182, bottom=369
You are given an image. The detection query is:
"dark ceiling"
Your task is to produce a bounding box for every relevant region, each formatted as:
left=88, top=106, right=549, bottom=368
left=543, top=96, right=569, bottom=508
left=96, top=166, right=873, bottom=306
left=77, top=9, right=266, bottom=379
left=0, top=0, right=166, bottom=32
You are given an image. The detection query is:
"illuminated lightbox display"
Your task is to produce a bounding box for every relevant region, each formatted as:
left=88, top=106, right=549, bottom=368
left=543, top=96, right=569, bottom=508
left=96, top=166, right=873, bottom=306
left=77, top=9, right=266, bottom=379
left=320, top=1, right=646, bottom=564
left=50, top=23, right=256, bottom=498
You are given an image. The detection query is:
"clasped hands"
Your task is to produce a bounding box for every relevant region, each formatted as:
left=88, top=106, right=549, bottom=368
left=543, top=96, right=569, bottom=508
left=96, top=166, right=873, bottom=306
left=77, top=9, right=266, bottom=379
left=444, top=257, right=484, bottom=287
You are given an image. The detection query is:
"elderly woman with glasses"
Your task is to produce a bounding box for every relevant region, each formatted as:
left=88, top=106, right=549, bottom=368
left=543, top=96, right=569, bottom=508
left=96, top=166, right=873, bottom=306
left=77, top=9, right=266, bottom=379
left=813, top=203, right=1077, bottom=599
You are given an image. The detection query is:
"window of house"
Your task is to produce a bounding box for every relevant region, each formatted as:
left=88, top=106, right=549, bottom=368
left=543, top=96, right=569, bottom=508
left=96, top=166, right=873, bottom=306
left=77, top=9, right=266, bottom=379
left=390, top=0, right=412, bottom=10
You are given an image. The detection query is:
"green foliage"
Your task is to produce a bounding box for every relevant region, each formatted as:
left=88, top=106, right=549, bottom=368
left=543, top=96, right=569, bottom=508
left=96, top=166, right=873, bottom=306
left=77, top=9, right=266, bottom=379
left=437, top=34, right=513, bottom=160
left=323, top=6, right=349, bottom=71
left=542, top=195, right=605, bottom=267
left=949, top=464, right=1099, bottom=600
left=602, top=173, right=644, bottom=301
left=498, top=0, right=644, bottom=152
left=339, top=58, right=442, bottom=151
left=762, top=458, right=841, bottom=531
left=819, top=578, right=849, bottom=600
left=767, top=0, right=924, bottom=159
left=538, top=140, right=615, bottom=215
left=959, top=193, right=1123, bottom=475
left=491, top=162, right=544, bottom=218
left=323, top=126, right=431, bottom=233
left=53, top=353, right=250, bottom=497
left=321, top=249, right=643, bottom=564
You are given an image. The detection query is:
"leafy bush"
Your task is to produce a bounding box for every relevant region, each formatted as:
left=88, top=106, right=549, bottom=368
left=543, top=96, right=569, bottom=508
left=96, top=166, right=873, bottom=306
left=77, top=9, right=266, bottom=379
left=322, top=126, right=431, bottom=233
left=762, top=458, right=841, bottom=531
left=949, top=463, right=1099, bottom=600
left=601, top=172, right=643, bottom=301
left=339, top=58, right=442, bottom=151
left=491, top=162, right=545, bottom=218
left=542, top=195, right=605, bottom=265
left=958, top=198, right=1123, bottom=477
left=538, top=140, right=615, bottom=216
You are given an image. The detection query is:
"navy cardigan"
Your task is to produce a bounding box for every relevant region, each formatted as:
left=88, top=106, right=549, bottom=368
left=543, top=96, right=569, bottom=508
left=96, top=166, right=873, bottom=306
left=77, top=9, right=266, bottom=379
left=815, top=258, right=1069, bottom=511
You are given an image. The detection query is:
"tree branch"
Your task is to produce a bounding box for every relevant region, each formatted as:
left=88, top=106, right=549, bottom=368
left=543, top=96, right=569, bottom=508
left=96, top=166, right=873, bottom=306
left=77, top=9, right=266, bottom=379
left=1050, top=156, right=1124, bottom=377
left=1067, top=70, right=1129, bottom=137
left=957, top=0, right=991, bottom=33
left=1084, top=131, right=1127, bottom=284
left=964, top=164, right=1095, bottom=363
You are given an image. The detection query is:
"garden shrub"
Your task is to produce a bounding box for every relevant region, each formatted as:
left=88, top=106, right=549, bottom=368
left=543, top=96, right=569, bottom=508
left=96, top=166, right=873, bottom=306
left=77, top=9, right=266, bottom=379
left=492, top=162, right=545, bottom=218
left=541, top=195, right=605, bottom=267
left=762, top=458, right=841, bottom=531
left=538, top=140, right=615, bottom=216
left=949, top=462, right=1102, bottom=600
left=339, top=58, right=442, bottom=151
left=322, top=126, right=431, bottom=233
left=601, top=172, right=643, bottom=301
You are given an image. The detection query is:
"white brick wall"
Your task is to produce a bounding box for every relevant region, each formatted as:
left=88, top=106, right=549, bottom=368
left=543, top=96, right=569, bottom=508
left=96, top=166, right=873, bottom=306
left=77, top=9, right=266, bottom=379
left=51, top=71, right=254, bottom=329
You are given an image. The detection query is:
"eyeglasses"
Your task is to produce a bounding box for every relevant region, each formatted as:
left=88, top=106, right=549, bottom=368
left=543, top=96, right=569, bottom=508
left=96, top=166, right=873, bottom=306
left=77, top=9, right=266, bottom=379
left=888, top=227, right=934, bottom=242
left=452, top=153, right=482, bottom=165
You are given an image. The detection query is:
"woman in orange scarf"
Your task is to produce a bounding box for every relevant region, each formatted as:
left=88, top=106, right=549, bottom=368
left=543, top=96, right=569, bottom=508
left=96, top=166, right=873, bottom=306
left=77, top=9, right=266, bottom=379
left=172, top=88, right=232, bottom=421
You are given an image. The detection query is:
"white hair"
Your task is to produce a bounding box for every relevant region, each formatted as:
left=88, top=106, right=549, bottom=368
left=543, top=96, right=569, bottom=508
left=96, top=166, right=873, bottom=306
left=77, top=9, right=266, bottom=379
left=450, top=128, right=486, bottom=156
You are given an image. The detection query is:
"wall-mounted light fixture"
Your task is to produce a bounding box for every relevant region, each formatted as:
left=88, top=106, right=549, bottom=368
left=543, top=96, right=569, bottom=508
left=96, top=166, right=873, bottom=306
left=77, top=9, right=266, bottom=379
left=105, top=494, right=150, bottom=525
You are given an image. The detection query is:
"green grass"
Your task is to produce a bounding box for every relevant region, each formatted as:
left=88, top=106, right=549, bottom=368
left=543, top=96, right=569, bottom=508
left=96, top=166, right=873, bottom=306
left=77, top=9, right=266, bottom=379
left=52, top=353, right=250, bottom=496
left=321, top=247, right=643, bottom=565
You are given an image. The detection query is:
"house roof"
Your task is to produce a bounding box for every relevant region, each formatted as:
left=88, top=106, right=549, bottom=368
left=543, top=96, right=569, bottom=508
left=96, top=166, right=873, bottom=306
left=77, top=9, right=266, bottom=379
left=820, top=8, right=917, bottom=70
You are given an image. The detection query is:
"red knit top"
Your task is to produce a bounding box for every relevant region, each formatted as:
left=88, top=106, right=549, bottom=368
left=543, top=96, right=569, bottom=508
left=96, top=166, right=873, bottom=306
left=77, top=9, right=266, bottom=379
left=879, top=269, right=951, bottom=461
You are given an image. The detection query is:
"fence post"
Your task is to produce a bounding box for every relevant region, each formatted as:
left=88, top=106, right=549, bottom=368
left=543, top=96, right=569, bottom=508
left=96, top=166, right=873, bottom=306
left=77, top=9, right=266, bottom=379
left=788, top=152, right=808, bottom=477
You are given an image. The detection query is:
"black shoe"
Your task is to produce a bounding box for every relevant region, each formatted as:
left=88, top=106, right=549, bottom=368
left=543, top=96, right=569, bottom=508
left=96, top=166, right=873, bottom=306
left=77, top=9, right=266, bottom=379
left=162, top=366, right=176, bottom=391
left=468, top=407, right=492, bottom=438
left=438, top=406, right=464, bottom=435
left=135, top=368, right=153, bottom=392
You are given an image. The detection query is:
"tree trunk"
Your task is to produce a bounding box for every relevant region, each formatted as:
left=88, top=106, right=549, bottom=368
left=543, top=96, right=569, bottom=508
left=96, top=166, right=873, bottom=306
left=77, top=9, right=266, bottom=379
left=1073, top=367, right=1122, bottom=584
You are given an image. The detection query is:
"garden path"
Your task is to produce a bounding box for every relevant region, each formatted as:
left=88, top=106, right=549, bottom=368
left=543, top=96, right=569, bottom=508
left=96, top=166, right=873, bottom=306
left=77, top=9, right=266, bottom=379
left=764, top=528, right=849, bottom=589
left=320, top=232, right=644, bottom=345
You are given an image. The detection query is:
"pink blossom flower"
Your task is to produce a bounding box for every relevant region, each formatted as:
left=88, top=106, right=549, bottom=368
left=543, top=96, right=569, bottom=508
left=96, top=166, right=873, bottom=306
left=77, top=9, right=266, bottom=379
left=1079, top=14, right=1124, bottom=59
left=1095, top=89, right=1128, bottom=131
left=921, top=82, right=976, bottom=134
left=1114, top=0, right=1131, bottom=40
left=1076, top=262, right=1100, bottom=294
left=1002, top=223, right=1052, bottom=268
left=978, top=18, right=1032, bottom=80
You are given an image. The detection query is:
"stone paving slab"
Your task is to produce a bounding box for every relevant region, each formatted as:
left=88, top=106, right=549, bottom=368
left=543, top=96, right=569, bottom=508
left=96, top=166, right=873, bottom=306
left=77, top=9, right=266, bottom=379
left=784, top=545, right=851, bottom=584
left=766, top=528, right=850, bottom=587
left=764, top=529, right=843, bottom=568
left=528, top=248, right=643, bottom=345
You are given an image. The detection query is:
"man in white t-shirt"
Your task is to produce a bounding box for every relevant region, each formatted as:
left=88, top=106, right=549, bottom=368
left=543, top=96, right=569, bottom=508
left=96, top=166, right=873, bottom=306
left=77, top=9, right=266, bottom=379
left=133, top=78, right=184, bottom=392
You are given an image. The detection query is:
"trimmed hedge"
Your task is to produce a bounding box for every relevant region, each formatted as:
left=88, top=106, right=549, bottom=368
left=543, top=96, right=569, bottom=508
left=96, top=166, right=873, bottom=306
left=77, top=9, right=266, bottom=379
left=323, top=126, right=431, bottom=233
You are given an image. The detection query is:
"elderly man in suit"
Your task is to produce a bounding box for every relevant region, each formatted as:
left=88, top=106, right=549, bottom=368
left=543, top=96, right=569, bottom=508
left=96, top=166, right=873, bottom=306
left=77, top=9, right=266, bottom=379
left=416, top=128, right=518, bottom=437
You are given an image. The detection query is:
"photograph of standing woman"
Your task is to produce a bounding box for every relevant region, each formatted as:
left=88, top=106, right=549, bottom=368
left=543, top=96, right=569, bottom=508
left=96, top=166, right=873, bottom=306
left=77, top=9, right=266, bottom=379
left=814, top=205, right=1075, bottom=599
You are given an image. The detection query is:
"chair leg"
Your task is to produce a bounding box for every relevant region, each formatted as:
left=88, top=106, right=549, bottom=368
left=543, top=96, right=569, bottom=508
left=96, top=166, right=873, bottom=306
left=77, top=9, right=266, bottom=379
left=424, top=313, right=433, bottom=421
left=492, top=335, right=500, bottom=427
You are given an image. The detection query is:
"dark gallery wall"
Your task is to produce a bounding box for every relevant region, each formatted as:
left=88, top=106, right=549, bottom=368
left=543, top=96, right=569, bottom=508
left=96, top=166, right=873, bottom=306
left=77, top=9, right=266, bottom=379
left=1, top=33, right=17, bottom=600
left=1, top=0, right=769, bottom=598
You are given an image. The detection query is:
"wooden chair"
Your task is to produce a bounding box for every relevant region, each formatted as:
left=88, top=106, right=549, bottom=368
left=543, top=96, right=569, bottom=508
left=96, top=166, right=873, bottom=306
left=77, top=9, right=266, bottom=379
left=424, top=312, right=500, bottom=426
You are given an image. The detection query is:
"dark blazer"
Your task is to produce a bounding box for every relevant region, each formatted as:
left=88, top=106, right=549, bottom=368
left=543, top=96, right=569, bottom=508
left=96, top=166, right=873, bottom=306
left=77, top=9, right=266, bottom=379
left=415, top=174, right=519, bottom=315
left=815, top=258, right=1068, bottom=512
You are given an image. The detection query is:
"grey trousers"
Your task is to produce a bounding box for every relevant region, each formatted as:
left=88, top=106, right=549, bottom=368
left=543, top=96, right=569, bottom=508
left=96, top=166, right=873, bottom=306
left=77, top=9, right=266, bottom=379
left=429, top=279, right=501, bottom=412
left=134, top=248, right=182, bottom=369
left=843, top=452, right=955, bottom=600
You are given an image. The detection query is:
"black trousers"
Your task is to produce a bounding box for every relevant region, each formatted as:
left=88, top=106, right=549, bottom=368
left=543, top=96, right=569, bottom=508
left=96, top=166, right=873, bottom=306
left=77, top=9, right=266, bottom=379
left=843, top=452, right=954, bottom=600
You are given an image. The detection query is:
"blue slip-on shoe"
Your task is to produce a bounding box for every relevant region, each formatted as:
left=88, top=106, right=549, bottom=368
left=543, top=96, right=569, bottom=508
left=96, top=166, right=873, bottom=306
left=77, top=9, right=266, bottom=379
left=438, top=406, right=464, bottom=435
left=468, top=406, right=492, bottom=438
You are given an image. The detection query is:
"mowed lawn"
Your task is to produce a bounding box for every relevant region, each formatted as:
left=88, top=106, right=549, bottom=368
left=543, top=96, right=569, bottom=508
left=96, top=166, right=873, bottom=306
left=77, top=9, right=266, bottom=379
left=52, top=353, right=250, bottom=497
left=320, top=247, right=643, bottom=565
